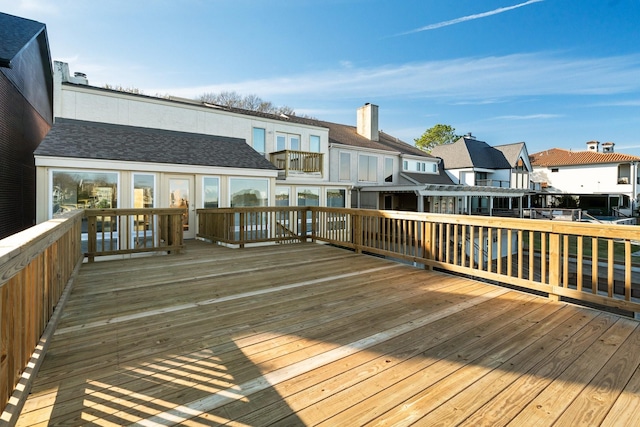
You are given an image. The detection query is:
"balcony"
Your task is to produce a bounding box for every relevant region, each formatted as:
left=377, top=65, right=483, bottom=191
left=269, top=150, right=323, bottom=177
left=476, top=178, right=511, bottom=188
left=3, top=208, right=640, bottom=425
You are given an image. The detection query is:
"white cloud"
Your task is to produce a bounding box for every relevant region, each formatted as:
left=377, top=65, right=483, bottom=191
left=492, top=114, right=563, bottom=120
left=152, top=52, right=640, bottom=104
left=395, top=0, right=544, bottom=36
left=0, top=0, right=61, bottom=17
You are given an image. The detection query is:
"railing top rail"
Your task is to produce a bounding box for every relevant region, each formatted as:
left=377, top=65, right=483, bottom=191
left=84, top=208, right=186, bottom=216
left=0, top=210, right=83, bottom=286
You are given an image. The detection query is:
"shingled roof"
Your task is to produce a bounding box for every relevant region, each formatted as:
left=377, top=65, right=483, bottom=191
left=36, top=118, right=278, bottom=170
left=431, top=137, right=512, bottom=169
left=0, top=12, right=46, bottom=68
left=317, top=120, right=432, bottom=158
left=529, top=148, right=640, bottom=167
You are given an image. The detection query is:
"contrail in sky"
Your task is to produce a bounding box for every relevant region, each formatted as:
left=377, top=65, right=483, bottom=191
left=396, top=0, right=544, bottom=36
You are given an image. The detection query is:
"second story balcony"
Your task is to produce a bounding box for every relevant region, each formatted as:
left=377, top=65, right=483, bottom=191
left=476, top=178, right=511, bottom=188
left=270, top=150, right=323, bottom=178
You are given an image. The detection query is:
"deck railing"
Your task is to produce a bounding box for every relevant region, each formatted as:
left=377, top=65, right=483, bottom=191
left=269, top=150, right=323, bottom=176
left=198, top=207, right=640, bottom=315
left=84, top=208, right=185, bottom=261
left=197, top=207, right=311, bottom=247
left=0, top=211, right=83, bottom=417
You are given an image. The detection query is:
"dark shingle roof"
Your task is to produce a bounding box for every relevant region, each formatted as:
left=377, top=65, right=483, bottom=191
left=0, top=12, right=46, bottom=68
left=318, top=120, right=432, bottom=158
left=36, top=118, right=278, bottom=170
left=431, top=137, right=512, bottom=169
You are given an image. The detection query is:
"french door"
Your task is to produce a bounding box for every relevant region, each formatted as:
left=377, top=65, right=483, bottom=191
left=167, top=176, right=196, bottom=239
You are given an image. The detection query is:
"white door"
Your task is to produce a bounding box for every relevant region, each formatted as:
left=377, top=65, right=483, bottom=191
left=168, top=176, right=196, bottom=239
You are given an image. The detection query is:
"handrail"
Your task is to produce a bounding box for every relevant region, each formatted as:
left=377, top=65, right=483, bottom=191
left=197, top=207, right=640, bottom=316
left=84, top=208, right=185, bottom=261
left=0, top=210, right=84, bottom=417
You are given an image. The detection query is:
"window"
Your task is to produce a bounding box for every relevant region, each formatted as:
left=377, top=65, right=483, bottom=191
left=551, top=168, right=559, bottom=173
left=275, top=187, right=290, bottom=206
left=384, top=158, right=393, bottom=182
left=310, top=135, right=321, bottom=153
left=327, top=189, right=346, bottom=207
left=133, top=174, right=154, bottom=208
left=252, top=128, right=266, bottom=155
left=52, top=170, right=118, bottom=216
left=290, top=136, right=300, bottom=151
left=276, top=132, right=301, bottom=152
left=358, top=155, right=377, bottom=182
left=230, top=178, right=268, bottom=207
left=339, top=152, right=351, bottom=181
left=432, top=163, right=438, bottom=173
left=618, top=164, right=631, bottom=184
left=297, top=187, right=320, bottom=206
left=203, top=177, right=219, bottom=208
left=403, top=160, right=408, bottom=171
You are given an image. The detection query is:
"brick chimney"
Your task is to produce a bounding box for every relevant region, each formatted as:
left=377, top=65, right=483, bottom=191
left=357, top=103, right=379, bottom=141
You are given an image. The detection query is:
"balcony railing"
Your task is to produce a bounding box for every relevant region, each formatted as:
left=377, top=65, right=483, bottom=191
left=269, top=150, right=323, bottom=177
left=476, top=179, right=510, bottom=187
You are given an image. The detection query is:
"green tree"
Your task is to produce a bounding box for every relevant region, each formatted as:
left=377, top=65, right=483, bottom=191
left=415, top=124, right=459, bottom=153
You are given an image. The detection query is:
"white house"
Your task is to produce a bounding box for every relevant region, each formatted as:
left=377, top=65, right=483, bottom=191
left=530, top=141, right=640, bottom=215
left=36, top=62, right=353, bottom=237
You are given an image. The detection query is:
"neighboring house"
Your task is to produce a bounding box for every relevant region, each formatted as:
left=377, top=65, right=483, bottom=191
left=431, top=135, right=534, bottom=215
left=323, top=103, right=456, bottom=212
left=530, top=141, right=640, bottom=216
left=0, top=12, right=53, bottom=238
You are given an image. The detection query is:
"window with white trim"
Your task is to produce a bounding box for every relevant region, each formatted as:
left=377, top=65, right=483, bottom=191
left=358, top=154, right=377, bottom=182
left=339, top=152, right=351, bottom=181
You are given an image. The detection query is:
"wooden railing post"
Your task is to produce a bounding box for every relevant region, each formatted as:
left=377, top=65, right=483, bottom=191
left=353, top=212, right=362, bottom=254
left=422, top=221, right=434, bottom=270
left=87, top=214, right=96, bottom=263
left=548, top=232, right=561, bottom=301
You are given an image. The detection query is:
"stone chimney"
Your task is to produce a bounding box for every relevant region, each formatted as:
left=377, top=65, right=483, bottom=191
left=586, top=140, right=600, bottom=152
left=357, top=103, right=379, bottom=141
left=601, top=142, right=615, bottom=153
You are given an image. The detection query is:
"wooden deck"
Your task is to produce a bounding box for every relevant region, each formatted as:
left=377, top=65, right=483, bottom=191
left=15, top=240, right=640, bottom=426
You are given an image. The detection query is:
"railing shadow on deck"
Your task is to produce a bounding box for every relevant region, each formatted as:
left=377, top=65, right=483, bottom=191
left=0, top=208, right=185, bottom=424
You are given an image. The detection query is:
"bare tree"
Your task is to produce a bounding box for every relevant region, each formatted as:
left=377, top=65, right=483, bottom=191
left=198, top=91, right=314, bottom=118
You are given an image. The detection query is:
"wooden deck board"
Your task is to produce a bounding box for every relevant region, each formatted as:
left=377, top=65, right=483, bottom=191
left=14, top=240, right=640, bottom=426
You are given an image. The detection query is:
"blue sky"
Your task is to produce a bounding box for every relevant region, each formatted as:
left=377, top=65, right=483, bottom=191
left=3, top=0, right=640, bottom=155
